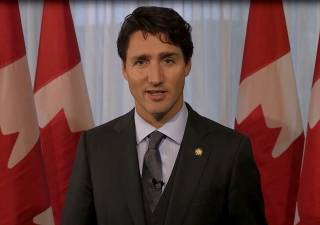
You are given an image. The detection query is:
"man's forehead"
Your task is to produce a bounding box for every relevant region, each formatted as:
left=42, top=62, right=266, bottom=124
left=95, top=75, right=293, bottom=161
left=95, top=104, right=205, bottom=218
left=127, top=31, right=181, bottom=54
left=128, top=31, right=176, bottom=48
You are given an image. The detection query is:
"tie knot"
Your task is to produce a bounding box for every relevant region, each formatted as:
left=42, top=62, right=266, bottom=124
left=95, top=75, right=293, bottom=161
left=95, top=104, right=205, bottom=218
left=148, top=131, right=164, bottom=149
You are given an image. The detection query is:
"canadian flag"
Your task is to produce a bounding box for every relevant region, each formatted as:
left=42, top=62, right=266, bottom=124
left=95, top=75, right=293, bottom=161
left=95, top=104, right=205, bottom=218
left=33, top=0, right=94, bottom=224
left=0, top=1, right=53, bottom=224
left=295, top=35, right=320, bottom=225
left=235, top=0, right=304, bottom=225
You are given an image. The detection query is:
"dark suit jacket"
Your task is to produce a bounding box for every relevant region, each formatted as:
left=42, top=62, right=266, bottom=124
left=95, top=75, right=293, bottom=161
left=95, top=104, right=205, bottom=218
left=61, top=104, right=267, bottom=225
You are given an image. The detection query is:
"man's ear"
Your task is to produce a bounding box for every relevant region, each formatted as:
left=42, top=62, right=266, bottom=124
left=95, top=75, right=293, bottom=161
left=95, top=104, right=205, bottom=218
left=122, top=61, right=128, bottom=80
left=185, top=59, right=192, bottom=77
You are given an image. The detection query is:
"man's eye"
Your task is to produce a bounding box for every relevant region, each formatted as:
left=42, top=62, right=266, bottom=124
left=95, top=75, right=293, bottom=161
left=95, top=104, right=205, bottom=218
left=164, top=59, right=174, bottom=64
left=134, top=60, right=146, bottom=65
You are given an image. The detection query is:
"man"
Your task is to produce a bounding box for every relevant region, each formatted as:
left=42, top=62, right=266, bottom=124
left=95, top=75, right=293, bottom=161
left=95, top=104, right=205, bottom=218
left=61, top=6, right=267, bottom=225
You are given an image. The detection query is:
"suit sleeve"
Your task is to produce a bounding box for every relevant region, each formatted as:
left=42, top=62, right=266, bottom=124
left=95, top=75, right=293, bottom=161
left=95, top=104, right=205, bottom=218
left=61, top=131, right=98, bottom=225
left=228, top=135, right=268, bottom=225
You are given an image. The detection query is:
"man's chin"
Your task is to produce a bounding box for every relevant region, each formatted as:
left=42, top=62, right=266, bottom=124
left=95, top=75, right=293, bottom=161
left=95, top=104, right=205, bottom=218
left=145, top=101, right=181, bottom=120
left=149, top=109, right=168, bottom=117
left=147, top=107, right=170, bottom=118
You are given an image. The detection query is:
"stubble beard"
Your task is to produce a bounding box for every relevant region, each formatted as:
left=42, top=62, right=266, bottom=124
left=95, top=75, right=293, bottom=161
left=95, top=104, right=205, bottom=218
left=143, top=92, right=183, bottom=122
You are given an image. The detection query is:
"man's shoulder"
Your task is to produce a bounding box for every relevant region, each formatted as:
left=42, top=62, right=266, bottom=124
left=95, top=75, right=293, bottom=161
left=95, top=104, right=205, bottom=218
left=85, top=108, right=135, bottom=137
left=189, top=107, right=247, bottom=140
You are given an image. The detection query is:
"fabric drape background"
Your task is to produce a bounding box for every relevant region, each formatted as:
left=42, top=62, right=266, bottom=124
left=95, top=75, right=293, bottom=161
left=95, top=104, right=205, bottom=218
left=19, top=0, right=320, bottom=130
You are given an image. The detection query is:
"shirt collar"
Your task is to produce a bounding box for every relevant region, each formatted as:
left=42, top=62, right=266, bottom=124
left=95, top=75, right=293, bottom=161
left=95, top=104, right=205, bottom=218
left=134, top=102, right=188, bottom=145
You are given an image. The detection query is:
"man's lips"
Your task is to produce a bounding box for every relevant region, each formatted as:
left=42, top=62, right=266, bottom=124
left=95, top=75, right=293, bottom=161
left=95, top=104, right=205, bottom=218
left=146, top=90, right=166, bottom=95
left=146, top=90, right=167, bottom=100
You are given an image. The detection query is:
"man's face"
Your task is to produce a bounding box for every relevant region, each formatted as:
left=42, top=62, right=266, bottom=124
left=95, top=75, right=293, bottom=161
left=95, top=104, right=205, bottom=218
left=122, top=31, right=191, bottom=124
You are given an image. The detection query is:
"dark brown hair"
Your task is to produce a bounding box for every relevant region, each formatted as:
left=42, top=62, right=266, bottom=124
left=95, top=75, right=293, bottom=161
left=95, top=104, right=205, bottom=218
left=117, top=6, right=194, bottom=64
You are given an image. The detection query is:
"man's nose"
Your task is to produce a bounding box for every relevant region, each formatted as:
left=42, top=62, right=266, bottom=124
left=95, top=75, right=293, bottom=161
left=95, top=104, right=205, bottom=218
left=147, top=63, right=164, bottom=86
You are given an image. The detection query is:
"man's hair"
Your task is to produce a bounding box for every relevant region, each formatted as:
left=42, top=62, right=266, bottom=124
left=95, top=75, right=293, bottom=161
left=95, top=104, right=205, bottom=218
left=117, top=6, right=194, bottom=64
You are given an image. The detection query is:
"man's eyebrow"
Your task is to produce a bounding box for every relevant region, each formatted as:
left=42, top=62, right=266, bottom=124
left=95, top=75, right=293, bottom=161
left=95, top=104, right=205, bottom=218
left=130, top=54, right=150, bottom=61
left=159, top=52, right=179, bottom=58
left=129, top=52, right=179, bottom=61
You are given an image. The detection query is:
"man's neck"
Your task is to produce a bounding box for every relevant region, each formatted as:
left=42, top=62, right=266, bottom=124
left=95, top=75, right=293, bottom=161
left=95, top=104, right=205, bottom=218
left=136, top=101, right=184, bottom=129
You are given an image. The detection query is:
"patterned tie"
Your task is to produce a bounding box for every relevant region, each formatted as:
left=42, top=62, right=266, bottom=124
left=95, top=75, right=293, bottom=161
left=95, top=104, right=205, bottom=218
left=142, top=131, right=164, bottom=212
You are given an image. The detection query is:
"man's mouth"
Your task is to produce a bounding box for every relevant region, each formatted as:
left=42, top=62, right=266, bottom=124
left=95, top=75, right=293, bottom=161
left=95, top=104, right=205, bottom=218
left=147, top=90, right=165, bottom=95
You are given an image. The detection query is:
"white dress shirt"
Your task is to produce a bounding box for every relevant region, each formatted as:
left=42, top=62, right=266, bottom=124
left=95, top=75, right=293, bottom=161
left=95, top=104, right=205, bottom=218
left=134, top=103, right=188, bottom=190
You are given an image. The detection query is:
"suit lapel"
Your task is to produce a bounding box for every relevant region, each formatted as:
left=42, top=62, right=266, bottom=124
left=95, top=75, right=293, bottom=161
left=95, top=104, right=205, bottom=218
left=113, top=109, right=146, bottom=225
left=164, top=107, right=213, bottom=225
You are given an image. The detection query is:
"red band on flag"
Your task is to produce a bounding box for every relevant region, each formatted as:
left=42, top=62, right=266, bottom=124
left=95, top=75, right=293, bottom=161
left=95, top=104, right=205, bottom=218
left=0, top=0, right=25, bottom=68
left=240, top=0, right=290, bottom=83
left=312, top=36, right=320, bottom=87
left=34, top=0, right=81, bottom=93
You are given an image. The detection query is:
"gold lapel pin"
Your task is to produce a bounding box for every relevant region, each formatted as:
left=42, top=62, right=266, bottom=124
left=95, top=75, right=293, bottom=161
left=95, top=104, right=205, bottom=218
left=195, top=148, right=203, bottom=156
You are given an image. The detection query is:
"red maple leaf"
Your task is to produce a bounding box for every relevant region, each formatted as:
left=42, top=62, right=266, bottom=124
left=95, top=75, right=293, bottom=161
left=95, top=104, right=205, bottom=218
left=297, top=121, right=320, bottom=225
left=235, top=105, right=304, bottom=225
left=40, top=109, right=82, bottom=225
left=0, top=129, right=51, bottom=225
